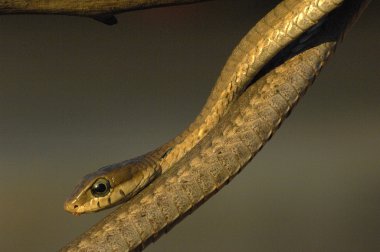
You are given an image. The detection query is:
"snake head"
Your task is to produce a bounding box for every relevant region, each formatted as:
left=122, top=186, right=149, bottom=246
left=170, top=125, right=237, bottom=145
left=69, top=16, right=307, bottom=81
left=64, top=158, right=160, bottom=215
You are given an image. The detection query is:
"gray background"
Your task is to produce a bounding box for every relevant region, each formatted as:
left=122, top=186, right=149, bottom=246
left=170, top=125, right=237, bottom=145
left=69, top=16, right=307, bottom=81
left=0, top=0, right=379, bottom=251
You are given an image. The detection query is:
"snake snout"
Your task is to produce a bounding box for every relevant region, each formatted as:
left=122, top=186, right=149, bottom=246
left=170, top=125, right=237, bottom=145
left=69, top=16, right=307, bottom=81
left=64, top=200, right=81, bottom=215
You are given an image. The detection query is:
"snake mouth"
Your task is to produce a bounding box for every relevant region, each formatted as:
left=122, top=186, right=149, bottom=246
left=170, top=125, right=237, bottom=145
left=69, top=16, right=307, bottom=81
left=64, top=200, right=82, bottom=215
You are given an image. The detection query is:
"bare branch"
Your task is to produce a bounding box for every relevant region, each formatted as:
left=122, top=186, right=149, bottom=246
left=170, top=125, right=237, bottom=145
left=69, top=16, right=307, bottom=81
left=0, top=0, right=210, bottom=16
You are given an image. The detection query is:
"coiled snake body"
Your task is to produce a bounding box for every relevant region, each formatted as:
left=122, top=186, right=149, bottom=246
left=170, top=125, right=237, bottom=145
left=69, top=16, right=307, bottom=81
left=58, top=0, right=371, bottom=250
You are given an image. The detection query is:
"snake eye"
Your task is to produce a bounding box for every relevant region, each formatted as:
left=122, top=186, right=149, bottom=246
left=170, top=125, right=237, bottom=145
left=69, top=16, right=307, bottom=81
left=91, top=178, right=111, bottom=197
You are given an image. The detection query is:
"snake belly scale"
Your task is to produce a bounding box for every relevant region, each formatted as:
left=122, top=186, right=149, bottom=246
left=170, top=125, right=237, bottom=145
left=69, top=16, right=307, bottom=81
left=64, top=0, right=348, bottom=215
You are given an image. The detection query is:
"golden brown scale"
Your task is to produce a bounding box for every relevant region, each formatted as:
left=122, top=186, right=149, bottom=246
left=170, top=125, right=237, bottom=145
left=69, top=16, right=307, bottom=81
left=64, top=0, right=347, bottom=215
left=0, top=0, right=370, bottom=250
left=60, top=0, right=370, bottom=250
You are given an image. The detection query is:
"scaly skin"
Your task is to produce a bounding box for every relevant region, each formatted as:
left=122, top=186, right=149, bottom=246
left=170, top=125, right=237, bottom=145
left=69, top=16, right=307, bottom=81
left=63, top=43, right=336, bottom=252
left=64, top=0, right=346, bottom=214
left=60, top=0, right=371, bottom=250
left=160, top=0, right=345, bottom=170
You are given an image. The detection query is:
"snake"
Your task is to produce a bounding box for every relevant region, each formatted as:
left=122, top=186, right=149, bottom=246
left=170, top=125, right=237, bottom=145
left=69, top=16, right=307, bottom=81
left=55, top=0, right=370, bottom=250
left=63, top=0, right=360, bottom=215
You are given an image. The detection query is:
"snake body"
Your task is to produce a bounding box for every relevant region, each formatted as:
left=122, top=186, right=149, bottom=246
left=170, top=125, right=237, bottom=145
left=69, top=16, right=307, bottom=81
left=60, top=0, right=370, bottom=250
left=64, top=0, right=350, bottom=215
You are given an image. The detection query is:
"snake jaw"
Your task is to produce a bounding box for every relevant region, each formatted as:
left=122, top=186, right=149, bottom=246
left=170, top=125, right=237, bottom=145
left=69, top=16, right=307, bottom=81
left=63, top=202, right=76, bottom=215
left=64, top=198, right=82, bottom=215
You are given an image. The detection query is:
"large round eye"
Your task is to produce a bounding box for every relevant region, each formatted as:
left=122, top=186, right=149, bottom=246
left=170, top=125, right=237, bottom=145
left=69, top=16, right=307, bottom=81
left=91, top=178, right=111, bottom=197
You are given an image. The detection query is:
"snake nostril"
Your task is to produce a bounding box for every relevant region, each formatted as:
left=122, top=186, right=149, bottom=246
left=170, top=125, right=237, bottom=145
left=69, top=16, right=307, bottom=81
left=74, top=205, right=78, bottom=209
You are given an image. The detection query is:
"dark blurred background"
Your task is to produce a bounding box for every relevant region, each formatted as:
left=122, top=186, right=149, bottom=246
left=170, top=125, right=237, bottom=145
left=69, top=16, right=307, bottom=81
left=0, top=0, right=379, bottom=251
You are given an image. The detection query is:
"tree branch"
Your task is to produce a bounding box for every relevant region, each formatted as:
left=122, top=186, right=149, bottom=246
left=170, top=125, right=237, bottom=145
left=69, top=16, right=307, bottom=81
left=0, top=0, right=210, bottom=16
